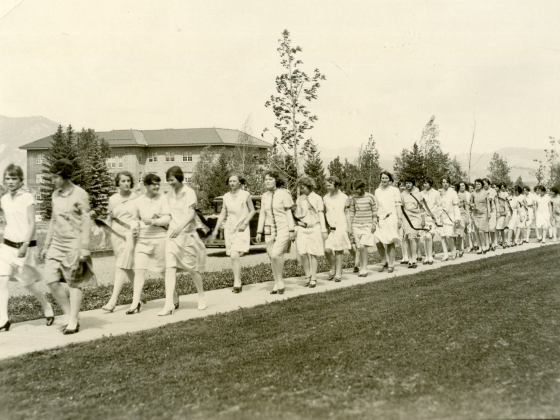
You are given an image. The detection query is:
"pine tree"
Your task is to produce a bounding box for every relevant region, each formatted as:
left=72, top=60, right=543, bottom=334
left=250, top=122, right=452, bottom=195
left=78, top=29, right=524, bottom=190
left=514, top=175, right=524, bottom=188
left=394, top=142, right=425, bottom=184
left=40, top=125, right=82, bottom=219
left=303, top=139, right=327, bottom=196
left=487, top=152, right=512, bottom=185
left=327, top=156, right=344, bottom=180
left=85, top=138, right=114, bottom=218
left=191, top=147, right=231, bottom=213
left=357, top=135, right=381, bottom=193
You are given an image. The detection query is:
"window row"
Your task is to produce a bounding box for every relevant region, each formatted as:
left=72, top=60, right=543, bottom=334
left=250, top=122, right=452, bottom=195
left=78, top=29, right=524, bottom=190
left=147, top=151, right=193, bottom=163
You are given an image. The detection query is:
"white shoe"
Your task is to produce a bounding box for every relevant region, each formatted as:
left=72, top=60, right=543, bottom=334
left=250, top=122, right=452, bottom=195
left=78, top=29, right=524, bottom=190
left=198, top=297, right=207, bottom=311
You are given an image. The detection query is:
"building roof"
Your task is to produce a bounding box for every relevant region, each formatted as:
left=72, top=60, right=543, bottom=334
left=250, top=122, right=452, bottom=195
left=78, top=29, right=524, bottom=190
left=19, top=128, right=271, bottom=150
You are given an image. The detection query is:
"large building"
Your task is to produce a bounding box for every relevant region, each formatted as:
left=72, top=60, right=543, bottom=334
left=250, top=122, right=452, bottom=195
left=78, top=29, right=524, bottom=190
left=20, top=127, right=271, bottom=198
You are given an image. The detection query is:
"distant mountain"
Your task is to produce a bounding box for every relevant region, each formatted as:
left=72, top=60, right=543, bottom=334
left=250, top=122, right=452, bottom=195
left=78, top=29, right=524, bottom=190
left=0, top=115, right=60, bottom=177
left=318, top=143, right=546, bottom=185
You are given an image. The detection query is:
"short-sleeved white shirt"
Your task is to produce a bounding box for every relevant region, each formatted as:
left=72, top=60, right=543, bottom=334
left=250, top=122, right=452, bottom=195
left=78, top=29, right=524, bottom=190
left=0, top=189, right=36, bottom=242
left=166, top=186, right=198, bottom=233
left=134, top=193, right=170, bottom=238
left=295, top=191, right=324, bottom=226
left=324, top=191, right=349, bottom=230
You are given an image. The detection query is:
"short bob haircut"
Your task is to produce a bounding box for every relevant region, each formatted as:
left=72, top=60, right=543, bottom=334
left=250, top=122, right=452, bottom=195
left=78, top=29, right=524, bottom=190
left=226, top=172, right=246, bottom=186
left=4, top=163, right=24, bottom=181
left=514, top=185, right=523, bottom=194
left=551, top=187, right=559, bottom=195
left=115, top=171, right=134, bottom=188
left=144, top=173, right=161, bottom=185
left=474, top=178, right=484, bottom=186
left=424, top=179, right=434, bottom=187
left=457, top=181, right=468, bottom=189
left=325, top=176, right=341, bottom=188
left=523, top=185, right=531, bottom=192
left=405, top=178, right=416, bottom=186
left=482, top=178, right=491, bottom=185
left=166, top=166, right=184, bottom=183
left=264, top=170, right=286, bottom=188
left=353, top=179, right=366, bottom=190
left=297, top=176, right=316, bottom=191
left=379, top=170, right=393, bottom=182
left=50, top=159, right=73, bottom=180
left=441, top=176, right=452, bottom=184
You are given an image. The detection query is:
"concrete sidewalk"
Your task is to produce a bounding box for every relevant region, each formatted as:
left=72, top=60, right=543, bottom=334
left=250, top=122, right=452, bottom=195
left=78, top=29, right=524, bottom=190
left=0, top=241, right=555, bottom=360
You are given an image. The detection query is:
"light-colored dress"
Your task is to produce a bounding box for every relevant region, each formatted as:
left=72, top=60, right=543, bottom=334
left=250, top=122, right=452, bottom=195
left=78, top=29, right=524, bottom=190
left=440, top=188, right=460, bottom=237
left=349, top=193, right=376, bottom=247
left=496, top=192, right=511, bottom=230
left=0, top=189, right=41, bottom=286
left=294, top=191, right=325, bottom=256
left=44, top=185, right=96, bottom=288
left=223, top=190, right=251, bottom=255
left=552, top=196, right=560, bottom=227
left=507, top=195, right=520, bottom=230
left=165, top=186, right=207, bottom=272
left=487, top=188, right=497, bottom=231
left=457, top=191, right=471, bottom=235
left=374, top=186, right=401, bottom=244
left=421, top=188, right=442, bottom=236
left=470, top=190, right=489, bottom=233
left=261, top=189, right=294, bottom=257
left=401, top=190, right=424, bottom=239
left=535, top=194, right=551, bottom=229
left=108, top=192, right=138, bottom=269
left=133, top=193, right=169, bottom=272
left=324, top=191, right=352, bottom=251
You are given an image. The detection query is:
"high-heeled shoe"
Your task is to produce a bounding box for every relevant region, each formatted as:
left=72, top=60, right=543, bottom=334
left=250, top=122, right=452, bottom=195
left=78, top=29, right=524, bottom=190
left=63, top=323, right=80, bottom=335
left=277, top=288, right=285, bottom=294
left=0, top=320, right=11, bottom=332
left=378, top=263, right=388, bottom=272
left=101, top=303, right=116, bottom=313
left=198, top=297, right=207, bottom=310
left=303, top=277, right=311, bottom=287
left=45, top=302, right=55, bottom=326
left=158, top=306, right=175, bottom=316
left=232, top=286, right=242, bottom=293
left=270, top=289, right=278, bottom=294
left=125, top=303, right=141, bottom=315
left=173, top=290, right=180, bottom=309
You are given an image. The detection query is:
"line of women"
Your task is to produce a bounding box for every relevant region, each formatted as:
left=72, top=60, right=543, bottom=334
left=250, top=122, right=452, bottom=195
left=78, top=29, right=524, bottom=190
left=0, top=160, right=207, bottom=334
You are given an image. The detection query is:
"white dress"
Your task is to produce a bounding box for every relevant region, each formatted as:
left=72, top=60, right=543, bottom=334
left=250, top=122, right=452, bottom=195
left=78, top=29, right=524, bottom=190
left=374, top=186, right=401, bottom=244
left=223, top=190, right=251, bottom=255
left=324, top=191, right=351, bottom=251
left=108, top=192, right=138, bottom=269
left=535, top=194, right=551, bottom=229
left=295, top=192, right=325, bottom=256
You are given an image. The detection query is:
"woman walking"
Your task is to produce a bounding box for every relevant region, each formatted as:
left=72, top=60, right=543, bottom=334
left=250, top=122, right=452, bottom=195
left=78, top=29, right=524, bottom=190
left=507, top=185, right=524, bottom=246
left=550, top=187, right=560, bottom=241
left=400, top=178, right=424, bottom=268
left=374, top=171, right=402, bottom=273
left=209, top=173, right=255, bottom=293
left=293, top=176, right=327, bottom=287
left=348, top=179, right=376, bottom=276
left=128, top=173, right=170, bottom=314
left=102, top=172, right=139, bottom=312
left=457, top=182, right=472, bottom=252
left=420, top=179, right=441, bottom=264
left=256, top=171, right=295, bottom=294
left=41, top=159, right=96, bottom=334
left=323, top=176, right=352, bottom=281
left=159, top=166, right=207, bottom=315
left=440, top=177, right=461, bottom=260
left=534, top=185, right=551, bottom=243
left=0, top=164, right=54, bottom=332
left=470, top=179, right=490, bottom=254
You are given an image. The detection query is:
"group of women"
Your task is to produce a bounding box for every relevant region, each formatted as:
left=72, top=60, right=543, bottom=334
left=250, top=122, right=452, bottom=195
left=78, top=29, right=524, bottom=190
left=0, top=160, right=207, bottom=334
left=2, top=162, right=559, bottom=334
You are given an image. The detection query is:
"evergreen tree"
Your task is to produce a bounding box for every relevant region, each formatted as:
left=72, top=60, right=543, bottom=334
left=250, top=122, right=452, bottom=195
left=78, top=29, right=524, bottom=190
left=266, top=142, right=298, bottom=196
left=303, top=139, right=327, bottom=196
left=487, top=152, right=512, bottom=185
left=514, top=175, right=524, bottom=188
left=341, top=159, right=360, bottom=194
left=357, top=135, right=381, bottom=193
left=191, top=147, right=232, bottom=213
left=327, top=156, right=344, bottom=180
left=40, top=125, right=82, bottom=219
left=394, top=142, right=425, bottom=184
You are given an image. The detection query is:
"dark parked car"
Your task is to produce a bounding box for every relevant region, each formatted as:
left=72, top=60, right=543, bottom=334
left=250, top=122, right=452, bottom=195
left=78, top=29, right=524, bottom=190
left=204, top=195, right=261, bottom=247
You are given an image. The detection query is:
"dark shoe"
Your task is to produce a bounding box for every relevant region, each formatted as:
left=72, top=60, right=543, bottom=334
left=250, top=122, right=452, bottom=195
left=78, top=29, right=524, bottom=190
left=125, top=303, right=141, bottom=315
left=378, top=263, right=388, bottom=272
left=417, top=257, right=423, bottom=261
left=358, top=272, right=368, bottom=277
left=232, top=287, right=242, bottom=294
left=270, top=289, right=278, bottom=295
left=309, top=279, right=317, bottom=288
left=303, top=278, right=311, bottom=287
left=353, top=266, right=360, bottom=273
left=45, top=302, right=55, bottom=326
left=427, top=261, right=433, bottom=265
left=63, top=323, right=80, bottom=335
left=411, top=263, right=417, bottom=269
left=278, top=288, right=285, bottom=294
left=388, top=267, right=394, bottom=273
left=0, top=320, right=11, bottom=332
left=400, top=260, right=408, bottom=265
left=334, top=277, right=342, bottom=282
left=326, top=272, right=335, bottom=281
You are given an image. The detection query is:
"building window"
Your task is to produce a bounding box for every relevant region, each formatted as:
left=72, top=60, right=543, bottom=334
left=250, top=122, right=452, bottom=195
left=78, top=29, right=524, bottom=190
left=116, top=154, right=124, bottom=168
left=182, top=150, right=193, bottom=162
left=137, top=154, right=143, bottom=164
left=147, top=151, right=157, bottom=163
left=35, top=174, right=45, bottom=184
left=106, top=154, right=124, bottom=168
left=184, top=172, right=193, bottom=183
left=165, top=151, right=175, bottom=162
left=36, top=154, right=44, bottom=164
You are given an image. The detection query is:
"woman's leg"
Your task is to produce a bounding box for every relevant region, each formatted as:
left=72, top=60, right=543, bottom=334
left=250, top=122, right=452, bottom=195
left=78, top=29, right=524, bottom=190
left=387, top=243, right=396, bottom=267
left=130, top=269, right=146, bottom=309
left=424, top=234, right=433, bottom=263
left=230, top=251, right=242, bottom=288
left=376, top=242, right=386, bottom=265
left=25, top=282, right=53, bottom=317
left=0, top=276, right=9, bottom=324
left=401, top=239, right=409, bottom=263
left=162, top=267, right=177, bottom=310
left=66, top=287, right=82, bottom=330
left=334, top=251, right=344, bottom=278
left=104, top=268, right=132, bottom=308
left=359, top=247, right=369, bottom=274
left=301, top=253, right=311, bottom=279
left=408, top=238, right=418, bottom=263
left=309, top=255, right=318, bottom=280
left=271, top=254, right=285, bottom=289
left=186, top=268, right=206, bottom=309
left=325, top=249, right=336, bottom=276
left=47, top=282, right=70, bottom=322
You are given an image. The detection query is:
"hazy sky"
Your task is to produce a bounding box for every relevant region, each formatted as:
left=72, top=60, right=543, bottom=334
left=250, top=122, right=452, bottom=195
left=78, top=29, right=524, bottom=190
left=1, top=0, right=559, bottom=156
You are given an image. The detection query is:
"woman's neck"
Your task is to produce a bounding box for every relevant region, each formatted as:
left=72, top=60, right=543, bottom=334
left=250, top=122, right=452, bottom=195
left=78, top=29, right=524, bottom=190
left=120, top=189, right=132, bottom=198
left=61, top=180, right=73, bottom=193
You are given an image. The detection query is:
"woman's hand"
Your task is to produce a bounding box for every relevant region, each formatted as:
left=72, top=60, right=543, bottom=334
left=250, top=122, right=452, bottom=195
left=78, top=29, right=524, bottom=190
left=289, top=231, right=296, bottom=241
left=256, top=233, right=262, bottom=244
left=142, top=219, right=152, bottom=226
left=40, top=246, right=48, bottom=260
left=79, top=248, right=90, bottom=262
left=17, top=243, right=29, bottom=258
left=169, top=227, right=182, bottom=238
left=238, top=222, right=248, bottom=232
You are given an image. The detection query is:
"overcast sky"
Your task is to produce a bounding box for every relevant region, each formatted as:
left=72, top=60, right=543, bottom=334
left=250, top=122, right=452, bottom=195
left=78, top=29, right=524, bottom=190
left=1, top=0, right=559, bottom=156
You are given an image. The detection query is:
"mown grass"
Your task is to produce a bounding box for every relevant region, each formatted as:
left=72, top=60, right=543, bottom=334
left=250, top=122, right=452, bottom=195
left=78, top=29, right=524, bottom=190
left=1, top=245, right=559, bottom=420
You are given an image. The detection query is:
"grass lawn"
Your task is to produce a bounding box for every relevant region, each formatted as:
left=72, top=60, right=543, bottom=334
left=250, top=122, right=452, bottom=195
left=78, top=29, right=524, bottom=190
left=1, top=245, right=559, bottom=420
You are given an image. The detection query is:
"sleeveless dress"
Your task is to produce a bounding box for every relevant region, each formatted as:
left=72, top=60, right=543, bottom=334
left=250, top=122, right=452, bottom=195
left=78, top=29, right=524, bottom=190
left=470, top=190, right=489, bottom=233
left=374, top=186, right=401, bottom=245
left=552, top=196, right=560, bottom=227
left=324, top=191, right=352, bottom=251
left=294, top=192, right=325, bottom=256
left=223, top=190, right=251, bottom=255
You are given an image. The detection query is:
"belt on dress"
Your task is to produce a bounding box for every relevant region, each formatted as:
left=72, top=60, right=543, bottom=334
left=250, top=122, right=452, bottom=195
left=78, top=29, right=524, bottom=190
left=297, top=221, right=319, bottom=228
left=4, top=239, right=37, bottom=248
left=112, top=217, right=131, bottom=230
